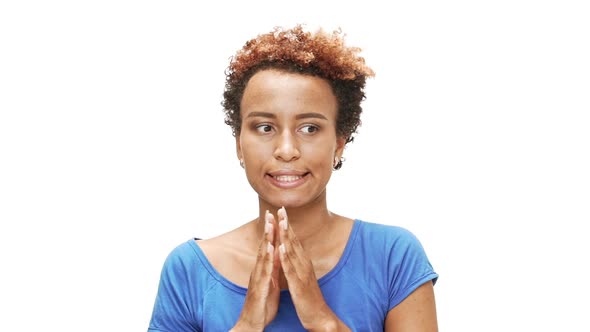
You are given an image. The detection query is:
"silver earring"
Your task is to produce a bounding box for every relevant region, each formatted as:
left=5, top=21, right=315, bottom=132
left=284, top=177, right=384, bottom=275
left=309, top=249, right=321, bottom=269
left=239, top=159, right=244, bottom=168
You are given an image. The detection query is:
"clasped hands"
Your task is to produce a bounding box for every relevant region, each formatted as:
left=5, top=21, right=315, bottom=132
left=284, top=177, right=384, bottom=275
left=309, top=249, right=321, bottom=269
left=231, top=208, right=348, bottom=332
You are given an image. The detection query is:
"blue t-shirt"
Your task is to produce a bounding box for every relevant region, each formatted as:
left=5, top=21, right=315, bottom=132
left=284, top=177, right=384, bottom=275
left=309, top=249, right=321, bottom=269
left=148, top=220, right=438, bottom=331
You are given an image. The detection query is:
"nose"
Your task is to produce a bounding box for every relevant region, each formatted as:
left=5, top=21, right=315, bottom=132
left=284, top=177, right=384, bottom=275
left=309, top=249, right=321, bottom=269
left=273, top=130, right=300, bottom=162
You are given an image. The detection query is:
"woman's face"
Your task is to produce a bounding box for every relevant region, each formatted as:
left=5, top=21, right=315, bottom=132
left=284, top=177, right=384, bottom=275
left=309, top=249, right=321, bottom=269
left=237, top=69, right=345, bottom=209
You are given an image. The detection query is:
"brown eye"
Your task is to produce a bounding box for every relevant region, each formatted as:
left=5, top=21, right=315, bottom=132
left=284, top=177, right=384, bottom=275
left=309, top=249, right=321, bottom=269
left=255, top=124, right=273, bottom=133
left=299, top=124, right=319, bottom=134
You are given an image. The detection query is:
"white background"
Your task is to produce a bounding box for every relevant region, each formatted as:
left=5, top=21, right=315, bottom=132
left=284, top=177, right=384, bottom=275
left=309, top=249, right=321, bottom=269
left=1, top=0, right=589, bottom=331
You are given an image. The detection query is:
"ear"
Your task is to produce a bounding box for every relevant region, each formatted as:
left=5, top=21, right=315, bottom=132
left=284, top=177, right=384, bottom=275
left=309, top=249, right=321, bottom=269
left=235, top=135, right=243, bottom=161
left=335, top=136, right=346, bottom=158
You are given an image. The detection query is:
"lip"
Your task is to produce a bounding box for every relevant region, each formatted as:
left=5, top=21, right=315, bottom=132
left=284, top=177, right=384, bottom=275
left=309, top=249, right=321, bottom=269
left=268, top=170, right=308, bottom=177
left=266, top=171, right=310, bottom=189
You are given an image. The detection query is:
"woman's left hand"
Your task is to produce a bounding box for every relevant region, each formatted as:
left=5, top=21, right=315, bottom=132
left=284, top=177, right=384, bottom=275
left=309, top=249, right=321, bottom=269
left=274, top=207, right=351, bottom=332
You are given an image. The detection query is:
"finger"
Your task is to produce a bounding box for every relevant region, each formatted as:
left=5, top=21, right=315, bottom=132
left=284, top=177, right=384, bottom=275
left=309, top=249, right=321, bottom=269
left=278, top=207, right=307, bottom=267
left=264, top=213, right=280, bottom=290
left=277, top=207, right=310, bottom=281
left=264, top=213, right=275, bottom=272
left=279, top=241, right=310, bottom=289
left=250, top=212, right=276, bottom=285
left=253, top=237, right=274, bottom=279
left=254, top=243, right=275, bottom=297
left=277, top=206, right=289, bottom=247
left=265, top=241, right=275, bottom=277
left=276, top=207, right=292, bottom=278
left=271, top=246, right=281, bottom=290
left=265, top=210, right=275, bottom=244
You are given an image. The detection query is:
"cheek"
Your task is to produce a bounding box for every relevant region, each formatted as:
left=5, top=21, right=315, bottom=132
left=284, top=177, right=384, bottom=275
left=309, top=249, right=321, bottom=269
left=303, top=146, right=333, bottom=170
left=241, top=136, right=270, bottom=160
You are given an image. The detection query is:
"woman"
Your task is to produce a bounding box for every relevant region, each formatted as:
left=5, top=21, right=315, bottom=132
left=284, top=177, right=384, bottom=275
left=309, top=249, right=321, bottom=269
left=148, top=25, right=438, bottom=331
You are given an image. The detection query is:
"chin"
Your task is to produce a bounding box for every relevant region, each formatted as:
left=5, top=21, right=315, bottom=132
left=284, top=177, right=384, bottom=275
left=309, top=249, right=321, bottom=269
left=260, top=191, right=324, bottom=210
left=263, top=197, right=305, bottom=209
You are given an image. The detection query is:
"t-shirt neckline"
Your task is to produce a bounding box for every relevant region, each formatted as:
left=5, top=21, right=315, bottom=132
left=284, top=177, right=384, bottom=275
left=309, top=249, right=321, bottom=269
left=189, top=219, right=362, bottom=295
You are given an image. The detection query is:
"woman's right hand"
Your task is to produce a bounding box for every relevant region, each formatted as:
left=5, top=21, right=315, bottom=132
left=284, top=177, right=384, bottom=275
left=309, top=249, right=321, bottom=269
left=231, top=210, right=281, bottom=332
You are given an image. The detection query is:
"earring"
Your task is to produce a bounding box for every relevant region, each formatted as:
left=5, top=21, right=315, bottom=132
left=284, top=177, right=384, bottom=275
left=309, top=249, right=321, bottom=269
left=239, top=159, right=244, bottom=168
left=333, top=156, right=344, bottom=170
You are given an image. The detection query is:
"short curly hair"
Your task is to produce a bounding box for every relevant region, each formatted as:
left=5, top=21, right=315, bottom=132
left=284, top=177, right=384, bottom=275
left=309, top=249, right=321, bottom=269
left=222, top=24, right=375, bottom=144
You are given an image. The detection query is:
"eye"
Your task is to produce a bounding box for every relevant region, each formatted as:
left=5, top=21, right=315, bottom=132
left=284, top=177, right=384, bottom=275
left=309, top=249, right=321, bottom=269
left=255, top=124, right=273, bottom=133
left=299, top=124, right=319, bottom=134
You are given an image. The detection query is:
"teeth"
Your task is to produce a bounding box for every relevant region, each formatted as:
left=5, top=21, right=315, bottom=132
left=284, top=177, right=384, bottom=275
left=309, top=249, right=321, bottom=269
left=274, top=175, right=302, bottom=182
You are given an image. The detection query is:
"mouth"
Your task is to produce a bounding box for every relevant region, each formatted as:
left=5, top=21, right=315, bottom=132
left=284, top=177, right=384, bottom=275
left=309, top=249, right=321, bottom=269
left=272, top=174, right=306, bottom=182
left=266, top=171, right=310, bottom=188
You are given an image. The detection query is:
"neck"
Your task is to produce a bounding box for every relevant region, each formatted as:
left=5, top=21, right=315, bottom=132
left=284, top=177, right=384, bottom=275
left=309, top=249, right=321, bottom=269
left=257, top=196, right=336, bottom=249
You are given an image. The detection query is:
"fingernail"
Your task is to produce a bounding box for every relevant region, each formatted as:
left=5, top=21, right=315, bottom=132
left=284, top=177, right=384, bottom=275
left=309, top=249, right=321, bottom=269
left=278, top=206, right=286, bottom=218
left=278, top=207, right=288, bottom=230
left=265, top=222, right=272, bottom=234
left=265, top=210, right=271, bottom=223
left=267, top=242, right=274, bottom=254
left=279, top=243, right=286, bottom=255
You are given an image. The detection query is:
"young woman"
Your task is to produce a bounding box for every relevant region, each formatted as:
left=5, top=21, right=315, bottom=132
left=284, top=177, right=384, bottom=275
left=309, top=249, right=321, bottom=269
left=148, top=25, right=438, bottom=331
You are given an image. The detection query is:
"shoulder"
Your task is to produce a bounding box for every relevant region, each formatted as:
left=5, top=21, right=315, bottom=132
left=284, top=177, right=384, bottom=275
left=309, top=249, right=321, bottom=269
left=354, top=220, right=437, bottom=282
left=150, top=240, right=208, bottom=332
left=356, top=220, right=423, bottom=248
left=159, top=240, right=205, bottom=280
left=189, top=223, right=258, bottom=288
left=196, top=222, right=258, bottom=266
left=355, top=220, right=438, bottom=309
left=347, top=220, right=432, bottom=269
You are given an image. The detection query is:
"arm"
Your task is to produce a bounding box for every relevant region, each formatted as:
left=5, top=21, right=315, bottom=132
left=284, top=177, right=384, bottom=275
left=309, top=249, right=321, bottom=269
left=385, top=281, right=438, bottom=332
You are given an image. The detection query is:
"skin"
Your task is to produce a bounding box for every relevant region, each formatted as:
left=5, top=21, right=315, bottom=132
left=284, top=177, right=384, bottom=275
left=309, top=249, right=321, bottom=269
left=237, top=69, right=345, bottom=211
left=198, top=69, right=438, bottom=331
left=385, top=281, right=438, bottom=331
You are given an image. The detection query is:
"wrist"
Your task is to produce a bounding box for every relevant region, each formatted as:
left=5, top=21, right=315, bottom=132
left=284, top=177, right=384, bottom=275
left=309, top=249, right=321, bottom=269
left=308, top=319, right=337, bottom=332
left=230, top=320, right=264, bottom=332
left=229, top=327, right=263, bottom=332
left=307, top=313, right=349, bottom=332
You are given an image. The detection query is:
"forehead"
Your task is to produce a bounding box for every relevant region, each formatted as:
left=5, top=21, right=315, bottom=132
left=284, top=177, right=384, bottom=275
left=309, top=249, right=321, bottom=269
left=240, top=69, right=338, bottom=118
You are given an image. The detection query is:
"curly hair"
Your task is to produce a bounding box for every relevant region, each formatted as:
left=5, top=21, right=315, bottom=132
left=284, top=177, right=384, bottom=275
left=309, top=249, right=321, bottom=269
left=222, top=24, right=375, bottom=144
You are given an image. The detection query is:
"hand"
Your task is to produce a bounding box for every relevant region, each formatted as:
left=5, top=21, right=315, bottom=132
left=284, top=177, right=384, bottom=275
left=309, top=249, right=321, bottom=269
left=276, top=207, right=350, bottom=331
left=231, top=211, right=281, bottom=332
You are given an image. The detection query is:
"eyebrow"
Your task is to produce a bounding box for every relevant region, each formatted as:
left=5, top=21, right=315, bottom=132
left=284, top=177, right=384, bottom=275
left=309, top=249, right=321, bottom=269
left=245, top=111, right=328, bottom=120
